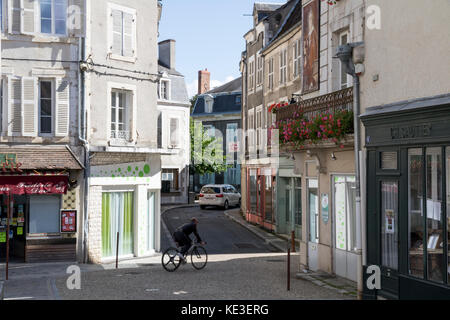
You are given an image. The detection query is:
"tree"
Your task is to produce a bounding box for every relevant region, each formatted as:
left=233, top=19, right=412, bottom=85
left=190, top=118, right=230, bottom=175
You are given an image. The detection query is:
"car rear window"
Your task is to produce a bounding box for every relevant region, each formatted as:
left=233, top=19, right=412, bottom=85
left=201, top=187, right=221, bottom=194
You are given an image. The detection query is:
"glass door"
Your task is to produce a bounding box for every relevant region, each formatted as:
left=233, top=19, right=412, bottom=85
left=146, top=192, right=156, bottom=253
left=308, top=179, right=319, bottom=243
left=381, top=181, right=399, bottom=270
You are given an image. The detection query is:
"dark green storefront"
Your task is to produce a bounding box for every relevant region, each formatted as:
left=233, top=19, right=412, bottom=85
left=361, top=93, right=450, bottom=300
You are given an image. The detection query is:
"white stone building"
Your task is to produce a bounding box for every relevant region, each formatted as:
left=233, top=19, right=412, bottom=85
left=157, top=39, right=190, bottom=205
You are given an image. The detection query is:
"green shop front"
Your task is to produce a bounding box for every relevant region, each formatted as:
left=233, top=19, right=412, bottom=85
left=361, top=94, right=450, bottom=299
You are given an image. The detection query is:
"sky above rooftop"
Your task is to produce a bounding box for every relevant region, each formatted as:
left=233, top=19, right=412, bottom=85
left=158, top=0, right=287, bottom=98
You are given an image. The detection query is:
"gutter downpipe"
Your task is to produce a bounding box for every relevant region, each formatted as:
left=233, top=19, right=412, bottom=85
left=78, top=35, right=90, bottom=264
left=353, top=74, right=363, bottom=300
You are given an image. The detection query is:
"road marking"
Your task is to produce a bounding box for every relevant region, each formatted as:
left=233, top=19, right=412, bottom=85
left=4, top=297, right=34, bottom=300
left=173, top=290, right=188, bottom=295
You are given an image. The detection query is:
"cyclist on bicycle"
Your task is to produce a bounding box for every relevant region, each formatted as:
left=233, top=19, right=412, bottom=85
left=173, top=217, right=205, bottom=262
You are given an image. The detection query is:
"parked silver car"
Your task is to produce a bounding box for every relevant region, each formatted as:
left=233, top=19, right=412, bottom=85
left=199, top=184, right=241, bottom=210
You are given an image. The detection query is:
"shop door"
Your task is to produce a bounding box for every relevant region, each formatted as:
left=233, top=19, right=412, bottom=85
left=379, top=179, right=400, bottom=295
left=308, top=179, right=319, bottom=271
left=0, top=195, right=27, bottom=261
left=277, top=177, right=291, bottom=235
left=146, top=192, right=156, bottom=253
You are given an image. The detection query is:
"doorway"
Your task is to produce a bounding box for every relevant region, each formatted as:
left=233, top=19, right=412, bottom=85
left=308, top=179, right=319, bottom=271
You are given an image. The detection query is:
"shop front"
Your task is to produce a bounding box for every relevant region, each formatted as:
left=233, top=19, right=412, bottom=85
left=361, top=94, right=450, bottom=299
left=0, top=148, right=83, bottom=264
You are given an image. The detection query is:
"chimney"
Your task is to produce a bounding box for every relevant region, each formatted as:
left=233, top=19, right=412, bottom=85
left=198, top=69, right=210, bottom=95
left=158, top=39, right=176, bottom=69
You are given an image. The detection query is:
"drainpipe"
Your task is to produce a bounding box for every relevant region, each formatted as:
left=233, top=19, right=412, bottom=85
left=78, top=36, right=90, bottom=264
left=335, top=42, right=365, bottom=299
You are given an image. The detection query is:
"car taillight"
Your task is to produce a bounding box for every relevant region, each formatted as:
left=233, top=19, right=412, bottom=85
left=216, top=194, right=224, bottom=198
left=199, top=194, right=204, bottom=197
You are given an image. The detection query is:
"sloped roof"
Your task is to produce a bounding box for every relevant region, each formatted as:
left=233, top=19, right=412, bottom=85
left=206, top=77, right=242, bottom=94
left=254, top=2, right=284, bottom=12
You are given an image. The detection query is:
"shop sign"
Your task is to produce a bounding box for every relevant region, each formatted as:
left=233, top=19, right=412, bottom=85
left=0, top=154, right=23, bottom=173
left=391, top=124, right=432, bottom=140
left=0, top=176, right=68, bottom=195
left=61, top=210, right=77, bottom=233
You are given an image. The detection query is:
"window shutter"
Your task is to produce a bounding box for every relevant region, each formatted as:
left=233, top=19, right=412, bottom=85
left=123, top=12, right=134, bottom=57
left=170, top=118, right=179, bottom=147
left=9, top=0, right=21, bottom=34
left=21, top=77, right=37, bottom=136
left=111, top=9, right=122, bottom=55
left=20, top=0, right=35, bottom=34
left=68, top=0, right=85, bottom=37
left=8, top=76, right=22, bottom=135
left=55, top=78, right=70, bottom=137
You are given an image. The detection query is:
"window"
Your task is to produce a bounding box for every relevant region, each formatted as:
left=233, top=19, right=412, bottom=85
left=236, top=95, right=241, bottom=105
left=0, top=78, right=3, bottom=134
left=256, top=108, right=262, bottom=150
left=248, top=109, right=255, bottom=152
left=249, top=169, right=257, bottom=213
left=39, top=80, right=53, bottom=134
left=294, top=178, right=302, bottom=226
left=162, top=169, right=179, bottom=192
left=110, top=5, right=136, bottom=58
left=256, top=54, right=263, bottom=86
left=268, top=58, right=274, bottom=90
left=279, top=49, right=287, bottom=85
left=446, top=147, right=450, bottom=284
left=110, top=89, right=130, bottom=140
left=334, top=176, right=357, bottom=251
left=101, top=192, right=134, bottom=258
left=159, top=80, right=169, bottom=100
left=293, top=39, right=301, bottom=78
left=339, top=32, right=351, bottom=89
left=40, top=0, right=67, bottom=35
left=29, top=195, right=61, bottom=234
left=248, top=57, right=255, bottom=92
left=169, top=118, right=179, bottom=148
left=0, top=0, right=3, bottom=32
left=204, top=96, right=213, bottom=113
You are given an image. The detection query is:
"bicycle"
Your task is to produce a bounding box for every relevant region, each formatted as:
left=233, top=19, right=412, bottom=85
left=161, top=240, right=208, bottom=272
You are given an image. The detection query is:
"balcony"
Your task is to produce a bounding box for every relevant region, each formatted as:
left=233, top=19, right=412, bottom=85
left=276, top=87, right=353, bottom=122
left=273, top=87, right=354, bottom=150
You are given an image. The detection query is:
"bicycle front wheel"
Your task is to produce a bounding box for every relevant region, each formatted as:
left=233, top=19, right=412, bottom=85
left=162, top=247, right=182, bottom=272
left=191, top=246, right=208, bottom=270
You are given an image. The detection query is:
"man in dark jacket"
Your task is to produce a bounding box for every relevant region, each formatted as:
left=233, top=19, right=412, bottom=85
left=173, top=217, right=205, bottom=262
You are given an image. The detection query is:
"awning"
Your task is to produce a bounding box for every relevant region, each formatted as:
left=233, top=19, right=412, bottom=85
left=0, top=146, right=84, bottom=170
left=0, top=175, right=68, bottom=195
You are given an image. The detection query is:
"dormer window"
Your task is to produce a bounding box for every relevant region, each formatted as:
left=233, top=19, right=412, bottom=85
left=205, top=95, right=213, bottom=113
left=158, top=79, right=170, bottom=100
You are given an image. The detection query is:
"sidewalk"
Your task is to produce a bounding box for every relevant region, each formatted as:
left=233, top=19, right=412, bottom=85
left=224, top=208, right=299, bottom=253
left=224, top=208, right=357, bottom=299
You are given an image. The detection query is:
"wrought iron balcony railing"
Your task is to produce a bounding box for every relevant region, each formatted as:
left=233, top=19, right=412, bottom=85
left=276, top=87, right=353, bottom=122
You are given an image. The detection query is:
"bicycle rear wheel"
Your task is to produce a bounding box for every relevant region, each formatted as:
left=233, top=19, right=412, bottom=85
left=191, top=246, right=208, bottom=270
left=162, top=247, right=182, bottom=272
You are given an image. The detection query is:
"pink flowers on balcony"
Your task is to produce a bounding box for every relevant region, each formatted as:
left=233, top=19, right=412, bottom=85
left=274, top=109, right=354, bottom=149
left=322, top=0, right=341, bottom=5
left=268, top=102, right=289, bottom=114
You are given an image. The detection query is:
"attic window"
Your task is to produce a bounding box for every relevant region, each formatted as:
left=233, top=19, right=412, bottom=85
left=205, top=96, right=213, bottom=113
left=236, top=95, right=241, bottom=105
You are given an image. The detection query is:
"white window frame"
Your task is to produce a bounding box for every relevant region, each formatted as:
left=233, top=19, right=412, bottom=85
left=279, top=49, right=287, bottom=85
left=339, top=31, right=351, bottom=89
left=268, top=57, right=274, bottom=91
left=107, top=82, right=137, bottom=145
left=38, top=78, right=54, bottom=136
left=168, top=116, right=180, bottom=149
left=159, top=78, right=170, bottom=101
left=0, top=0, right=5, bottom=33
left=293, top=39, right=301, bottom=78
left=248, top=55, right=255, bottom=93
left=39, top=0, right=68, bottom=36
left=256, top=105, right=263, bottom=151
left=108, top=2, right=137, bottom=63
left=204, top=95, right=213, bottom=113
left=247, top=108, right=255, bottom=153
left=256, top=53, right=263, bottom=88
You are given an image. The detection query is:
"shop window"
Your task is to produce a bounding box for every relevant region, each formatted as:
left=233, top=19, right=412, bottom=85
left=294, top=178, right=302, bottom=226
left=101, top=192, right=134, bottom=258
left=381, top=181, right=399, bottom=270
left=334, top=176, right=356, bottom=251
left=426, top=147, right=444, bottom=283
left=408, top=148, right=425, bottom=278
left=249, top=169, right=257, bottom=213
left=446, top=147, right=450, bottom=284
left=29, top=195, right=61, bottom=234
left=264, top=174, right=273, bottom=222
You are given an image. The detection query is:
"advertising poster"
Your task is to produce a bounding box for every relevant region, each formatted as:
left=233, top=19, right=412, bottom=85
left=302, top=0, right=320, bottom=93
left=61, top=210, right=77, bottom=233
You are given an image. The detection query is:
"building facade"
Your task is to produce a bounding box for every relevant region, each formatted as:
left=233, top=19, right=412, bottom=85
left=0, top=0, right=85, bottom=263
left=157, top=39, right=190, bottom=205
left=360, top=0, right=450, bottom=299
left=84, top=0, right=162, bottom=264
left=191, top=77, right=242, bottom=193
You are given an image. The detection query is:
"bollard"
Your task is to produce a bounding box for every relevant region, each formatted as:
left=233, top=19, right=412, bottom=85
left=116, top=232, right=120, bottom=269
left=287, top=247, right=291, bottom=291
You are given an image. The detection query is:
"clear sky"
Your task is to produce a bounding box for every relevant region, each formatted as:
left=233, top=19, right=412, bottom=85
left=158, top=0, right=287, bottom=98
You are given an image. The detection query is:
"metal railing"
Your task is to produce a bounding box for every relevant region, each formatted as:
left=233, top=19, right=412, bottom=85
left=110, top=130, right=131, bottom=141
left=276, top=87, right=354, bottom=122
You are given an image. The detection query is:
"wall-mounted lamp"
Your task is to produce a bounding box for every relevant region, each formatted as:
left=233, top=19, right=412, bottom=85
left=331, top=152, right=337, bottom=161
left=290, top=93, right=302, bottom=104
